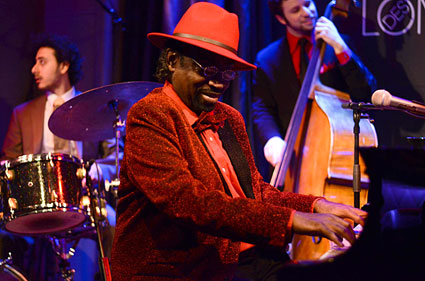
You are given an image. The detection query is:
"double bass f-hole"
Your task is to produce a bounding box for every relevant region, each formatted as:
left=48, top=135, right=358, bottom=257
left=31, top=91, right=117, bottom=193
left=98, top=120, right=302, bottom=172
left=312, top=236, right=322, bottom=244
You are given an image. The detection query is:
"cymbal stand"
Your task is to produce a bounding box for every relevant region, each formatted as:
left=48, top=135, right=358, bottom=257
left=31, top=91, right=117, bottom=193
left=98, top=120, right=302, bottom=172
left=85, top=162, right=112, bottom=281
left=0, top=252, right=12, bottom=268
left=48, top=236, right=79, bottom=281
left=105, top=99, right=124, bottom=201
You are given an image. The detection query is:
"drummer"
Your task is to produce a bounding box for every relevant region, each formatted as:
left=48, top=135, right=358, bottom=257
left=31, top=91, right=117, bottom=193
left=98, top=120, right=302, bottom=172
left=1, top=34, right=119, bottom=167
left=0, top=34, right=118, bottom=281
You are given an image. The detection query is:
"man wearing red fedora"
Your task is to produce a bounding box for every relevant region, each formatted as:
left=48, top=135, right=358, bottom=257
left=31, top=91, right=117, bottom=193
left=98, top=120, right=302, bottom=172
left=111, top=2, right=367, bottom=280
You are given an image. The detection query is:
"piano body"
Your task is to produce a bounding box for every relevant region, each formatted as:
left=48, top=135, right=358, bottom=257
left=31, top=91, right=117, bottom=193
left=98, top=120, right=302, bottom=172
left=276, top=147, right=425, bottom=281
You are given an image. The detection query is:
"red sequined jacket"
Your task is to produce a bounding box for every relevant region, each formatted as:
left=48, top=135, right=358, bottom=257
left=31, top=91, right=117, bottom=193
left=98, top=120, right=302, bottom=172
left=111, top=86, right=319, bottom=281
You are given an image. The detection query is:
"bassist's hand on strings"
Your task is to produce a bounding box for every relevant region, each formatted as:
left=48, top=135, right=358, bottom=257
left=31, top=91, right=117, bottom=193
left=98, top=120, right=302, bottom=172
left=314, top=16, right=350, bottom=55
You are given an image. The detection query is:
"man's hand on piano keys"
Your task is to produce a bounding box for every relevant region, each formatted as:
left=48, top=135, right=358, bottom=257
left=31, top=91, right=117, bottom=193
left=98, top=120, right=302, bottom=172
left=292, top=199, right=368, bottom=247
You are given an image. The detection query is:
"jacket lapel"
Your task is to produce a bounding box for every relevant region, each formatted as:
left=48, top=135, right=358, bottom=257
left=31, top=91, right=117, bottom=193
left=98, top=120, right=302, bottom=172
left=29, top=95, right=46, bottom=154
left=218, top=121, right=255, bottom=199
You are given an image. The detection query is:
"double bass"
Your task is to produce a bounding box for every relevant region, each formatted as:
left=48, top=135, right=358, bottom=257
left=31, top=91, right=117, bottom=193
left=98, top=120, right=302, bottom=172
left=269, top=0, right=378, bottom=260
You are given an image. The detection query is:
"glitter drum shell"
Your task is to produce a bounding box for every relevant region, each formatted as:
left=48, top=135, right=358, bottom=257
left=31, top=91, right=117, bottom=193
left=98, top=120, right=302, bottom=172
left=0, top=153, right=86, bottom=235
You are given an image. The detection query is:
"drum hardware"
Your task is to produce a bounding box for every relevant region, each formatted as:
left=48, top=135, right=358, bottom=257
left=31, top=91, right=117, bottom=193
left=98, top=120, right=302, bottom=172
left=76, top=167, right=86, bottom=180
left=48, top=237, right=79, bottom=281
left=104, top=178, right=120, bottom=199
left=108, top=98, right=124, bottom=202
left=44, top=160, right=110, bottom=281
left=83, top=163, right=110, bottom=225
left=81, top=193, right=109, bottom=223
left=0, top=252, right=28, bottom=281
left=84, top=160, right=112, bottom=281
left=0, top=252, right=12, bottom=268
left=4, top=169, right=14, bottom=181
left=8, top=198, right=17, bottom=211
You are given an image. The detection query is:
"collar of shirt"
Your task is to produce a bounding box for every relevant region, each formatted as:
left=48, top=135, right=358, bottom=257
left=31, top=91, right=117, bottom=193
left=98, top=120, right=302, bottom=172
left=163, top=81, right=225, bottom=133
left=287, top=31, right=312, bottom=79
left=286, top=30, right=352, bottom=68
left=163, top=80, right=199, bottom=126
left=287, top=31, right=312, bottom=58
left=46, top=86, right=76, bottom=104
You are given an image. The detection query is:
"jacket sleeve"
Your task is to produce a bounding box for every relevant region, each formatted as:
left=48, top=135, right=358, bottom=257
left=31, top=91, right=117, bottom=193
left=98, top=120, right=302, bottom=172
left=337, top=35, right=377, bottom=102
left=251, top=64, right=283, bottom=146
left=1, top=108, right=23, bottom=160
left=339, top=52, right=377, bottom=102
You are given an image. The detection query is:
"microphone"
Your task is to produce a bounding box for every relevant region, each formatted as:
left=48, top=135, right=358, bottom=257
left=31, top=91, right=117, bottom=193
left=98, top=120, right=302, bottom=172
left=371, top=89, right=425, bottom=118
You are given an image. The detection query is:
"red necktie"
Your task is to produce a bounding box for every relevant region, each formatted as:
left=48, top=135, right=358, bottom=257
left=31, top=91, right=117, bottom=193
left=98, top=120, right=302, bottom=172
left=299, top=38, right=310, bottom=83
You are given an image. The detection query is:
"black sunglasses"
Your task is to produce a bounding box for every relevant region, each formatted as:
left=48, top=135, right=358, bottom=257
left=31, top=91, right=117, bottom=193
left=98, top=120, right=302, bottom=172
left=191, top=57, right=237, bottom=82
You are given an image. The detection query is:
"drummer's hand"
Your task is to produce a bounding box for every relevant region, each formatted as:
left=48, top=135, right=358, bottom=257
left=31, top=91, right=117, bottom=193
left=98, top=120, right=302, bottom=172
left=314, top=17, right=349, bottom=55
left=264, top=136, right=286, bottom=167
left=88, top=161, right=103, bottom=183
left=81, top=162, right=103, bottom=187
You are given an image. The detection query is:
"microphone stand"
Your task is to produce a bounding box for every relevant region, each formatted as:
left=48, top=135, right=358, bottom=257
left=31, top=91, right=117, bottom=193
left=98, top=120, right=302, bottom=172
left=342, top=102, right=375, bottom=208
left=94, top=0, right=126, bottom=90
left=94, top=0, right=125, bottom=30
left=352, top=109, right=361, bottom=209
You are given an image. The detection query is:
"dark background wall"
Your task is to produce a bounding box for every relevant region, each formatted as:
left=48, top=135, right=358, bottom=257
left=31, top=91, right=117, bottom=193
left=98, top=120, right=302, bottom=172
left=0, top=0, right=424, bottom=151
left=0, top=0, right=118, bottom=147
left=348, top=0, right=425, bottom=148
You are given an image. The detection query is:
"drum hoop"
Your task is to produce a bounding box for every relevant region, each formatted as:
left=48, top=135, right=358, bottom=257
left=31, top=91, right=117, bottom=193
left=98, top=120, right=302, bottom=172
left=2, top=207, right=88, bottom=235
left=2, top=264, right=28, bottom=281
left=4, top=153, right=82, bottom=168
left=3, top=205, right=86, bottom=221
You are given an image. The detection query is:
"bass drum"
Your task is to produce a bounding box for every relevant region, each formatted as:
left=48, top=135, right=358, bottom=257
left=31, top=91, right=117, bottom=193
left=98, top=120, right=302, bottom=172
left=0, top=264, right=28, bottom=281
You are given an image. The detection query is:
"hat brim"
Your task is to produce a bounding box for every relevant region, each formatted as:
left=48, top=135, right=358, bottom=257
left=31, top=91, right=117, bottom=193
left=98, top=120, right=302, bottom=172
left=147, top=32, right=256, bottom=71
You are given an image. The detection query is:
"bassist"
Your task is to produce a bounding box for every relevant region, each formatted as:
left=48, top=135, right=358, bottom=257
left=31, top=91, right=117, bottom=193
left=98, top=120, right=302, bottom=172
left=252, top=0, right=376, bottom=179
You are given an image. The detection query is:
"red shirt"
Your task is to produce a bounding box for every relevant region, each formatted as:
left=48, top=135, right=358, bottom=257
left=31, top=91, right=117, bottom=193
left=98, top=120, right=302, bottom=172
left=163, top=82, right=246, bottom=199
left=286, top=31, right=352, bottom=80
left=163, top=81, right=256, bottom=251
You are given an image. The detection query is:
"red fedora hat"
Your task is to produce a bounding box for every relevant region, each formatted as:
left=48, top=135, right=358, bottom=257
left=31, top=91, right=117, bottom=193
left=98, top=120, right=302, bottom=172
left=147, top=2, right=256, bottom=71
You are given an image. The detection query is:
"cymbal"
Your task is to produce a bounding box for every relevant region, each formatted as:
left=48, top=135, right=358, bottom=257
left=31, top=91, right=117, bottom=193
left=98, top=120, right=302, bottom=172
left=49, top=81, right=162, bottom=141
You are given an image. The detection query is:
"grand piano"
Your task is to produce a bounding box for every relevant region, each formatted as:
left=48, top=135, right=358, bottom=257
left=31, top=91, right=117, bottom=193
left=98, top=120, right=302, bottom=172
left=277, top=147, right=425, bottom=281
